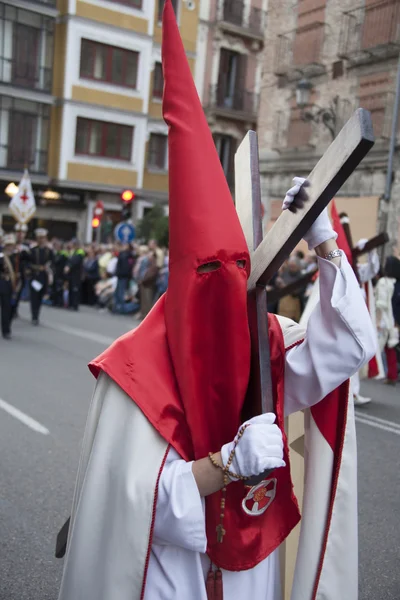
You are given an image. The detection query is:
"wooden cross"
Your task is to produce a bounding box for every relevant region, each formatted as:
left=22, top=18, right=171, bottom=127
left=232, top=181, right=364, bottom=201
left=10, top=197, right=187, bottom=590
left=234, top=108, right=374, bottom=485
left=339, top=212, right=389, bottom=280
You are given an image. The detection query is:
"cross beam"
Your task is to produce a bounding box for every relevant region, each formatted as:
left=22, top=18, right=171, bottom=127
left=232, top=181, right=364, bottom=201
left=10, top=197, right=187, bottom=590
left=339, top=212, right=389, bottom=265
left=234, top=109, right=375, bottom=484
left=246, top=109, right=374, bottom=290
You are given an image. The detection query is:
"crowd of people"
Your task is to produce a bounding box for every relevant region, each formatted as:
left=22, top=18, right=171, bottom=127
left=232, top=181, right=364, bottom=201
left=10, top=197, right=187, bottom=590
left=0, top=223, right=169, bottom=339
left=0, top=222, right=399, bottom=388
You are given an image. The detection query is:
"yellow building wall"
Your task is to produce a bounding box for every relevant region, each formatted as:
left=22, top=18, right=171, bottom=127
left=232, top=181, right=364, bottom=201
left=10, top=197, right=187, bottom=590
left=76, top=0, right=148, bottom=33
left=142, top=170, right=169, bottom=193
left=153, top=1, right=199, bottom=53
left=57, top=0, right=69, bottom=15
left=52, top=22, right=67, bottom=98
left=48, top=106, right=63, bottom=179
left=67, top=163, right=138, bottom=188
left=72, top=85, right=144, bottom=113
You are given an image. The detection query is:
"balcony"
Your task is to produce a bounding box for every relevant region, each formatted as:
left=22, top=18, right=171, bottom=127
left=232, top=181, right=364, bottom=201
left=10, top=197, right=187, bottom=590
left=0, top=58, right=52, bottom=93
left=274, top=22, right=326, bottom=79
left=0, top=96, right=50, bottom=175
left=339, top=0, right=400, bottom=66
left=215, top=0, right=267, bottom=43
left=206, top=84, right=259, bottom=123
left=0, top=4, right=55, bottom=94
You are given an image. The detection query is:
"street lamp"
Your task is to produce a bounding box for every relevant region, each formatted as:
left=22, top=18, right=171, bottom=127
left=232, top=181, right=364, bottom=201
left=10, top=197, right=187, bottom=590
left=296, top=77, right=339, bottom=140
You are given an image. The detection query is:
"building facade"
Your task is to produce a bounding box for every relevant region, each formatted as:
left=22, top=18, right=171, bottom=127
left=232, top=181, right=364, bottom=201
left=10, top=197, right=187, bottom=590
left=195, top=0, right=267, bottom=190
left=0, top=0, right=63, bottom=235
left=258, top=0, right=400, bottom=251
left=0, top=0, right=200, bottom=242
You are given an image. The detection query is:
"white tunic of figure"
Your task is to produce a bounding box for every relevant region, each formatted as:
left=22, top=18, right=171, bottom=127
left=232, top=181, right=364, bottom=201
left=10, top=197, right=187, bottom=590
left=58, top=254, right=376, bottom=600
left=145, top=254, right=375, bottom=600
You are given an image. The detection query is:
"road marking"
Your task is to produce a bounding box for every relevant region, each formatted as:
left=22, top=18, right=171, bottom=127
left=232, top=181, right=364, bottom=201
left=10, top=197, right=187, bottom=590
left=355, top=412, right=400, bottom=436
left=0, top=398, right=49, bottom=435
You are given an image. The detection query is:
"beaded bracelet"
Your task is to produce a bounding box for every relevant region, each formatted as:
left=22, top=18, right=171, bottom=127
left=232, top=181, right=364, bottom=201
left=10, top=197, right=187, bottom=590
left=208, top=424, right=250, bottom=543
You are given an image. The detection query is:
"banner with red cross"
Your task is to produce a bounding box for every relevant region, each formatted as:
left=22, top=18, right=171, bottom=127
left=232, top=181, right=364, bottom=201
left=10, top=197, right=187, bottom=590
left=9, top=169, right=36, bottom=224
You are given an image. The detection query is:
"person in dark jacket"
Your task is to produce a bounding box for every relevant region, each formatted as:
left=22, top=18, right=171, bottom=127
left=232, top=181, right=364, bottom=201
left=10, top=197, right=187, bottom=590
left=52, top=240, right=68, bottom=307
left=114, top=242, right=134, bottom=313
left=82, top=246, right=99, bottom=306
left=28, top=229, right=54, bottom=325
left=65, top=239, right=85, bottom=311
left=385, top=256, right=400, bottom=326
left=0, top=234, right=16, bottom=339
left=11, top=223, right=30, bottom=319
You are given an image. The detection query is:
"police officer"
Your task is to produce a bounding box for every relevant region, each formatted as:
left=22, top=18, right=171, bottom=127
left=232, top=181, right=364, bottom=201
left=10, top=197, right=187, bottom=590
left=28, top=228, right=54, bottom=325
left=52, top=239, right=68, bottom=307
left=0, top=234, right=16, bottom=340
left=11, top=223, right=31, bottom=319
left=65, top=239, right=85, bottom=311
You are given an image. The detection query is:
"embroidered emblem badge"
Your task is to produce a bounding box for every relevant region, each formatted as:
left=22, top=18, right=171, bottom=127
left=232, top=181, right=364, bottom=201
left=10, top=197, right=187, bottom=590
left=242, top=479, right=277, bottom=516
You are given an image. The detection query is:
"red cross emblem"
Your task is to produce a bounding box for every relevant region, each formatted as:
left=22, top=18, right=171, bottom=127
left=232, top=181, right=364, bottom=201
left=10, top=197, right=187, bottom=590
left=20, top=188, right=29, bottom=204
left=242, top=479, right=277, bottom=516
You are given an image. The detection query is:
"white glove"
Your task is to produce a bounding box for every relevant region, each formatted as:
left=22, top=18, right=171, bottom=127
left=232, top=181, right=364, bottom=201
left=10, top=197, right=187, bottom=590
left=356, top=238, right=368, bottom=251
left=283, top=177, right=338, bottom=250
left=221, top=413, right=285, bottom=480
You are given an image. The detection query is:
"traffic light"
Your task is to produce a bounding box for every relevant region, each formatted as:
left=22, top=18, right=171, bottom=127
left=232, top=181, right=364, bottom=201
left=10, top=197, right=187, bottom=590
left=92, top=217, right=100, bottom=228
left=121, top=189, right=135, bottom=202
left=121, top=189, right=135, bottom=221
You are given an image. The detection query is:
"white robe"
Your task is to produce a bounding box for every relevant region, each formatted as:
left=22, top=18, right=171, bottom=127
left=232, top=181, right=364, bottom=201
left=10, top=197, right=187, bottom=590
left=58, top=255, right=376, bottom=600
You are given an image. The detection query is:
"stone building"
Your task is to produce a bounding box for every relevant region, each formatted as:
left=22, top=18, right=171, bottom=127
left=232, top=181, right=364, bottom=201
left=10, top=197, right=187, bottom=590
left=258, top=0, right=400, bottom=252
left=195, top=0, right=267, bottom=190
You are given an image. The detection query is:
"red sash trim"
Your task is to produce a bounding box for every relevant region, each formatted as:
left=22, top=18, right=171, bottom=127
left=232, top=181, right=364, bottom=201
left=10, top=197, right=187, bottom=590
left=311, top=379, right=350, bottom=599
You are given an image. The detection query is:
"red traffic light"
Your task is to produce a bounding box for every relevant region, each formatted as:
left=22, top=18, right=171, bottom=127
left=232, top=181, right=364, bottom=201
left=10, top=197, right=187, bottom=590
left=92, top=217, right=100, bottom=228
left=121, top=189, right=135, bottom=203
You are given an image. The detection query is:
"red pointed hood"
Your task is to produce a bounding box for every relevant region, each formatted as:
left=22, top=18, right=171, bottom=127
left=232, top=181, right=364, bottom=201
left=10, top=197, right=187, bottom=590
left=162, top=0, right=249, bottom=272
left=162, top=0, right=251, bottom=464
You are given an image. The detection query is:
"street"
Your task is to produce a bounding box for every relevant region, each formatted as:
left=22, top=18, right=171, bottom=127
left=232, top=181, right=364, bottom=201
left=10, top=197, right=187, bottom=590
left=0, top=304, right=399, bottom=600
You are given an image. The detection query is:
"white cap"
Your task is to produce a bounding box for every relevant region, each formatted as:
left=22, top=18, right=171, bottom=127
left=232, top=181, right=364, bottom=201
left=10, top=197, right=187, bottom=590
left=3, top=233, right=16, bottom=245
left=35, top=228, right=48, bottom=238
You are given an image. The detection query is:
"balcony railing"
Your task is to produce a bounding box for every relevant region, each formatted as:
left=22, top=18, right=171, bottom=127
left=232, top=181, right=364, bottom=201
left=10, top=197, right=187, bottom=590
left=274, top=22, right=326, bottom=78
left=339, top=0, right=400, bottom=64
left=0, top=58, right=53, bottom=93
left=0, top=145, right=48, bottom=174
left=216, top=0, right=266, bottom=41
left=207, top=84, right=259, bottom=122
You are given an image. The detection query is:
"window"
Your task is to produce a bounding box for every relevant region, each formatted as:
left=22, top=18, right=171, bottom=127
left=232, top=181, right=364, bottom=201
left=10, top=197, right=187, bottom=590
left=153, top=62, right=164, bottom=99
left=80, top=39, right=139, bottom=89
left=217, top=49, right=247, bottom=111
left=75, top=118, right=133, bottom=160
left=214, top=134, right=236, bottom=189
left=12, top=23, right=40, bottom=87
left=0, top=6, right=54, bottom=92
left=158, top=0, right=178, bottom=21
left=148, top=133, right=168, bottom=169
left=8, top=111, right=37, bottom=170
left=0, top=96, right=50, bottom=173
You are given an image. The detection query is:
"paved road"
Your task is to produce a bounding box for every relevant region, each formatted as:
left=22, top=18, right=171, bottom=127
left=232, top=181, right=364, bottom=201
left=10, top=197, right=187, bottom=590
left=0, top=304, right=399, bottom=599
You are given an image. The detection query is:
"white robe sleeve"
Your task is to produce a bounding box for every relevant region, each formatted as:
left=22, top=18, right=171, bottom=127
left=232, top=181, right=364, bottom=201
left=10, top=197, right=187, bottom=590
left=152, top=447, right=207, bottom=553
left=284, top=254, right=377, bottom=416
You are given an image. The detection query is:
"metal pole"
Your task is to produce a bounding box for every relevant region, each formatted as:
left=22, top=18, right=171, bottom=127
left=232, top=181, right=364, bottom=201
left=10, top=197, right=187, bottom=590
left=381, top=52, right=400, bottom=246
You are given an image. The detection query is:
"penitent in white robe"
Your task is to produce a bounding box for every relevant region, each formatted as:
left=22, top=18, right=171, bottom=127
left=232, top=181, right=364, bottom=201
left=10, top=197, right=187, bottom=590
left=58, top=255, right=376, bottom=600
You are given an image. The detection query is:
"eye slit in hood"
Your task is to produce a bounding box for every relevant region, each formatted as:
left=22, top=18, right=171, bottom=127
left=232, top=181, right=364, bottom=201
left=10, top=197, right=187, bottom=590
left=197, top=261, right=222, bottom=274
left=236, top=259, right=246, bottom=269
